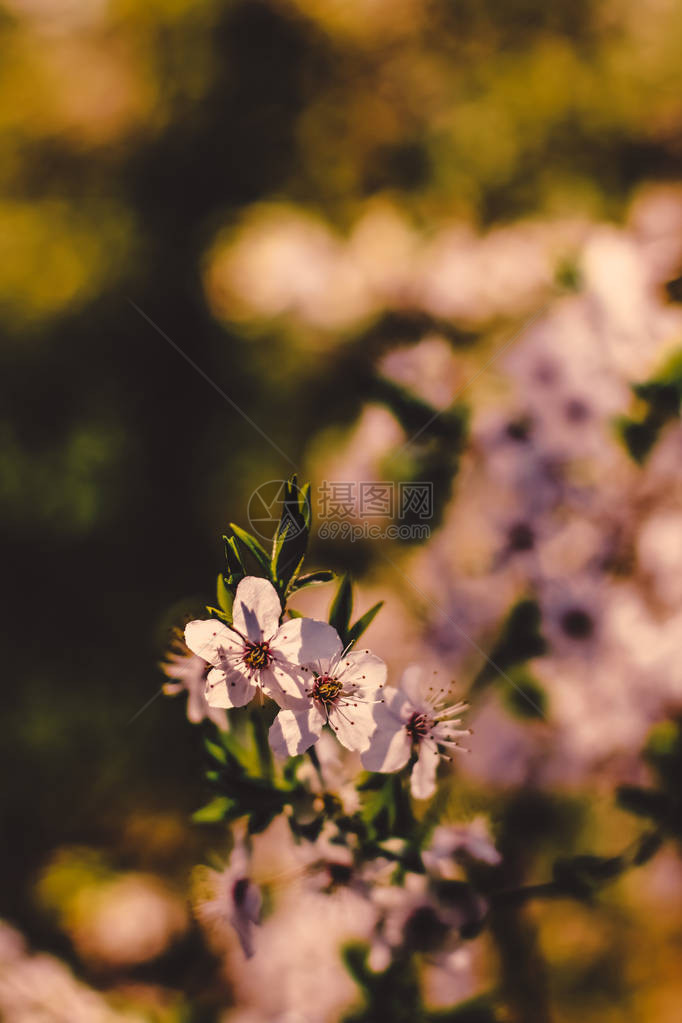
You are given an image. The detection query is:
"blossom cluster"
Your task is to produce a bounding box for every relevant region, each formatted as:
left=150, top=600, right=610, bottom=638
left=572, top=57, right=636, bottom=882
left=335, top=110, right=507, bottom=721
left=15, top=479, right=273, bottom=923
left=179, top=575, right=468, bottom=800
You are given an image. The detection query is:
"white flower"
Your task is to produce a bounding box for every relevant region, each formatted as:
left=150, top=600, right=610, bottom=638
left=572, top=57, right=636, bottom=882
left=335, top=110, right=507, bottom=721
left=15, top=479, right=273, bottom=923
left=269, top=641, right=387, bottom=756
left=184, top=576, right=340, bottom=710
left=362, top=666, right=469, bottom=800
left=193, top=843, right=262, bottom=959
left=161, top=628, right=228, bottom=730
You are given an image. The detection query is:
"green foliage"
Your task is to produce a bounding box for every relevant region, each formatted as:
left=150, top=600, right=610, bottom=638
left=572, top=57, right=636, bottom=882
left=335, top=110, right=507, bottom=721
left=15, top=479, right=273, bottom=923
left=347, top=601, right=384, bottom=646
left=223, top=533, right=247, bottom=593
left=617, top=718, right=682, bottom=840
left=472, top=598, right=547, bottom=692
left=342, top=944, right=422, bottom=1023
left=342, top=943, right=501, bottom=1023
left=271, top=477, right=312, bottom=596
left=551, top=827, right=663, bottom=899
left=552, top=853, right=625, bottom=899
left=616, top=347, right=682, bottom=463
left=218, top=475, right=317, bottom=606
left=371, top=374, right=469, bottom=535
left=329, top=573, right=384, bottom=647
left=216, top=573, right=234, bottom=619
left=192, top=796, right=234, bottom=824
left=501, top=669, right=548, bottom=719
left=289, top=569, right=336, bottom=592
left=193, top=727, right=306, bottom=834
left=358, top=772, right=416, bottom=842
left=204, top=605, right=230, bottom=623
left=230, top=524, right=273, bottom=578
left=329, top=572, right=353, bottom=640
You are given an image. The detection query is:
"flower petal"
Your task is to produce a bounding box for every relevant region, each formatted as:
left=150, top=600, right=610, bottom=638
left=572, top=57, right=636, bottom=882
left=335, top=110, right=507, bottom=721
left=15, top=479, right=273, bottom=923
left=185, top=619, right=241, bottom=665
left=361, top=689, right=412, bottom=772
left=205, top=666, right=256, bottom=708
left=232, top=577, right=282, bottom=642
left=329, top=699, right=377, bottom=752
left=260, top=661, right=308, bottom=708
left=272, top=616, right=342, bottom=668
left=230, top=879, right=262, bottom=959
left=399, top=664, right=425, bottom=708
left=337, top=649, right=387, bottom=693
left=269, top=707, right=325, bottom=757
left=410, top=739, right=440, bottom=800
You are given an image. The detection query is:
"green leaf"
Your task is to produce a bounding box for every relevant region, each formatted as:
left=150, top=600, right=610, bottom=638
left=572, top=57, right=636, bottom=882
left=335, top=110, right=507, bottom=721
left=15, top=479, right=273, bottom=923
left=204, top=738, right=227, bottom=766
left=330, top=573, right=353, bottom=641
left=360, top=772, right=415, bottom=842
left=205, top=605, right=230, bottom=623
left=347, top=601, right=384, bottom=646
left=340, top=940, right=422, bottom=1023
left=615, top=417, right=659, bottom=464
left=472, top=598, right=546, bottom=692
left=216, top=573, right=234, bottom=618
left=230, top=524, right=273, bottom=578
left=271, top=475, right=311, bottom=593
left=501, top=669, right=547, bottom=719
left=617, top=347, right=682, bottom=463
left=288, top=569, right=336, bottom=593
left=192, top=796, right=233, bottom=823
left=223, top=534, right=246, bottom=581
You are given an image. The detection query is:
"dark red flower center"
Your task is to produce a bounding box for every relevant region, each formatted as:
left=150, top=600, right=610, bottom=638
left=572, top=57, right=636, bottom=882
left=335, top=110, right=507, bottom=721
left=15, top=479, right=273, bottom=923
left=243, top=641, right=272, bottom=670
left=406, top=711, right=430, bottom=742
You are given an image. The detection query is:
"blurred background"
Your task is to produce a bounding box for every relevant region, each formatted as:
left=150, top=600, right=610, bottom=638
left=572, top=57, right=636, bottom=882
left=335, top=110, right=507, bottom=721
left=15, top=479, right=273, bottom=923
left=2, top=0, right=682, bottom=1019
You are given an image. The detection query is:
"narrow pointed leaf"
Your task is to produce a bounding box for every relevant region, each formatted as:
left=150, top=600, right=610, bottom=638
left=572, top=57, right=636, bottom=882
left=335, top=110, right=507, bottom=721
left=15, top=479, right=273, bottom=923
left=271, top=475, right=311, bottom=592
left=329, top=573, right=353, bottom=641
left=347, top=600, right=384, bottom=645
left=192, top=796, right=233, bottom=823
left=205, top=605, right=230, bottom=623
left=289, top=569, right=336, bottom=593
left=216, top=574, right=234, bottom=619
left=230, top=524, right=273, bottom=578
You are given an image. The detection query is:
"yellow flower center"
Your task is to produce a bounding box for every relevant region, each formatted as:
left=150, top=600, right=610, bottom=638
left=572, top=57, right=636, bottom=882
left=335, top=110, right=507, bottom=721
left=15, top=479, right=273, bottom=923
left=313, top=674, right=343, bottom=705
left=243, top=641, right=271, bottom=670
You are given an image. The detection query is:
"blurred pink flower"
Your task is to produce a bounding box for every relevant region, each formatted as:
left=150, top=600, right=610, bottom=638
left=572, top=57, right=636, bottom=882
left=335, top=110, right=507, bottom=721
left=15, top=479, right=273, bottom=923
left=67, top=874, right=188, bottom=969
left=0, top=921, right=136, bottom=1022
left=423, top=818, right=502, bottom=878
left=161, top=628, right=228, bottom=730
left=194, top=842, right=262, bottom=959
left=227, top=885, right=376, bottom=1022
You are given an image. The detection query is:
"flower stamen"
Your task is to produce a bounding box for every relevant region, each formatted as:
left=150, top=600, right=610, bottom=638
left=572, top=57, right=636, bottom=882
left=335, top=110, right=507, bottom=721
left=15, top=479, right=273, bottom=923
left=243, top=641, right=272, bottom=670
left=312, top=673, right=343, bottom=706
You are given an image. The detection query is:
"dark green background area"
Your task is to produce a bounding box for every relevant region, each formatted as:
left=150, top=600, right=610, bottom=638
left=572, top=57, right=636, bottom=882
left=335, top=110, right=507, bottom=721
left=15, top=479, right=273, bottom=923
left=1, top=0, right=681, bottom=1011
